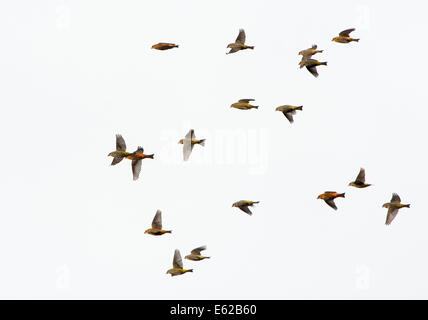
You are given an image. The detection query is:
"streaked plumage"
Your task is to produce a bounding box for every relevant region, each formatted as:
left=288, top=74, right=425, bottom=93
left=151, top=42, right=179, bottom=50
left=226, top=29, right=254, bottom=54
left=317, top=191, right=345, bottom=210
left=108, top=134, right=130, bottom=165
left=232, top=200, right=259, bottom=215
left=231, top=99, right=259, bottom=110
left=332, top=28, right=359, bottom=43
left=166, top=249, right=193, bottom=277
left=275, top=105, right=303, bottom=123
left=178, top=129, right=205, bottom=161
left=383, top=193, right=410, bottom=225
left=145, top=210, right=172, bottom=236
left=185, top=245, right=210, bottom=261
left=126, top=146, right=154, bottom=181
left=349, top=168, right=371, bottom=188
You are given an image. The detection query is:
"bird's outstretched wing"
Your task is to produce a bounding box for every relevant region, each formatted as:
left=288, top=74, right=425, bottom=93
left=391, top=193, right=401, bottom=203
left=385, top=207, right=399, bottom=225
left=238, top=99, right=255, bottom=103
left=116, top=134, right=126, bottom=151
left=306, top=65, right=319, bottom=77
left=173, top=249, right=183, bottom=269
left=235, top=29, right=246, bottom=44
left=152, top=210, right=162, bottom=229
left=339, top=28, right=355, bottom=37
left=183, top=129, right=195, bottom=161
left=191, top=246, right=206, bottom=255
left=111, top=157, right=123, bottom=166
left=325, top=199, right=337, bottom=210
left=283, top=111, right=294, bottom=123
left=238, top=205, right=253, bottom=215
left=355, top=168, right=366, bottom=184
left=132, top=159, right=142, bottom=180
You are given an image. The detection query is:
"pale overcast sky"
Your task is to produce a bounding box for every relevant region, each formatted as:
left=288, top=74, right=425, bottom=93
left=1, top=0, right=428, bottom=299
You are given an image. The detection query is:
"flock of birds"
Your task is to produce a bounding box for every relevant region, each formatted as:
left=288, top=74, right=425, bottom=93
left=107, top=28, right=411, bottom=277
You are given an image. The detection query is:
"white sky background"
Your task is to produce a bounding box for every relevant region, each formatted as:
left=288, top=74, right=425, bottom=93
left=0, top=0, right=428, bottom=299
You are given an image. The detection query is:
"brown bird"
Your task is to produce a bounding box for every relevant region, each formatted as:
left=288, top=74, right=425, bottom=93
left=151, top=42, right=179, bottom=50
left=166, top=249, right=193, bottom=277
left=332, top=28, right=359, bottom=43
left=108, top=134, right=131, bottom=165
left=144, top=210, right=172, bottom=236
left=317, top=191, right=345, bottom=210
left=275, top=105, right=303, bottom=123
left=383, top=193, right=410, bottom=225
left=232, top=200, right=259, bottom=215
left=298, top=44, right=323, bottom=68
left=126, top=146, right=154, bottom=180
left=226, top=29, right=254, bottom=54
left=185, top=246, right=210, bottom=261
left=231, top=99, right=259, bottom=110
left=301, top=58, right=327, bottom=77
left=349, top=168, right=371, bottom=188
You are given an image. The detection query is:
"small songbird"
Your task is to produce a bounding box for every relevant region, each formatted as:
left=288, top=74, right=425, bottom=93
left=144, top=210, right=172, bottom=236
left=275, top=105, right=303, bottom=123
left=185, top=246, right=210, bottom=261
left=231, top=99, right=259, bottom=110
left=383, top=193, right=410, bottom=225
left=166, top=249, right=193, bottom=277
left=178, top=129, right=205, bottom=161
left=298, top=44, right=323, bottom=62
left=232, top=200, right=259, bottom=215
left=226, top=29, right=254, bottom=54
left=332, top=28, right=359, bottom=43
left=126, top=146, right=154, bottom=180
left=108, top=134, right=131, bottom=165
left=151, top=42, right=179, bottom=50
left=301, top=58, right=327, bottom=77
left=349, top=168, right=371, bottom=188
left=317, top=192, right=345, bottom=210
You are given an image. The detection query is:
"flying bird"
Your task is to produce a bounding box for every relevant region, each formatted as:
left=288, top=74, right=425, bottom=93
left=317, top=192, right=345, bottom=210
left=226, top=29, right=254, bottom=54
left=231, top=99, right=259, bottom=110
left=383, top=193, right=410, bottom=225
left=178, top=129, right=205, bottom=161
left=126, top=146, right=154, bottom=180
left=298, top=44, right=323, bottom=59
left=301, top=58, right=327, bottom=77
left=349, top=168, right=371, bottom=188
left=166, top=249, right=193, bottom=277
left=185, top=246, right=210, bottom=261
left=332, top=28, right=359, bottom=43
left=232, top=200, right=259, bottom=215
left=151, top=42, right=179, bottom=50
left=275, top=105, right=303, bottom=123
left=144, top=210, right=172, bottom=236
left=108, top=134, right=131, bottom=165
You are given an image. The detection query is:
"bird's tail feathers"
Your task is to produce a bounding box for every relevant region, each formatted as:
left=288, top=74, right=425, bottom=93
left=165, top=230, right=172, bottom=233
left=404, top=204, right=410, bottom=208
left=339, top=193, right=345, bottom=198
left=254, top=106, right=259, bottom=109
left=354, top=39, right=360, bottom=42
left=186, top=269, right=194, bottom=273
left=296, top=106, right=303, bottom=111
left=248, top=46, right=254, bottom=50
left=146, top=154, right=154, bottom=159
left=199, top=139, right=206, bottom=147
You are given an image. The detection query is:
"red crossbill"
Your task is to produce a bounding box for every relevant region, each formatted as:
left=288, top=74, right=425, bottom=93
left=151, top=42, right=179, bottom=50
left=185, top=246, right=210, bottom=261
left=166, top=249, right=193, bottom=277
left=226, top=29, right=254, bottom=54
left=383, top=193, right=410, bottom=225
left=144, top=210, right=172, bottom=236
left=126, top=146, right=154, bottom=181
left=231, top=99, right=258, bottom=110
left=317, top=191, right=345, bottom=210
left=349, top=168, right=371, bottom=188
left=232, top=200, right=259, bottom=215
left=108, top=134, right=130, bottom=165
left=275, top=105, right=303, bottom=123
left=332, top=28, right=359, bottom=43
left=178, top=129, right=205, bottom=161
